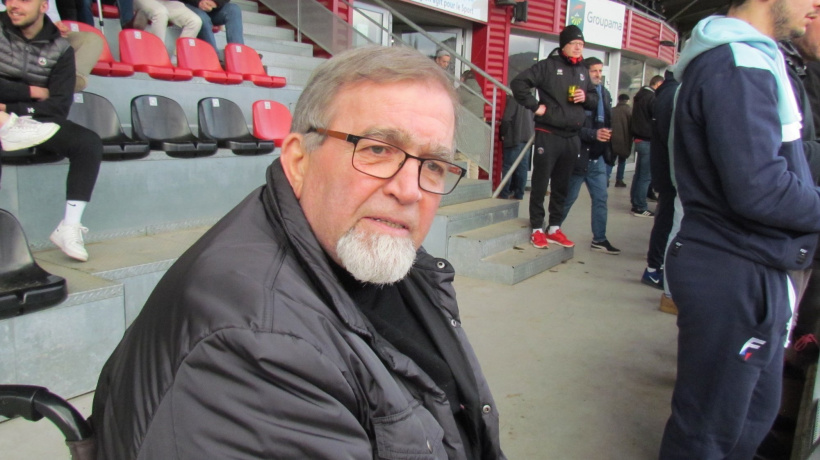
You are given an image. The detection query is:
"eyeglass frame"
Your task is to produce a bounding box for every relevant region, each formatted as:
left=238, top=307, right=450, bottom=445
left=307, top=127, right=467, bottom=195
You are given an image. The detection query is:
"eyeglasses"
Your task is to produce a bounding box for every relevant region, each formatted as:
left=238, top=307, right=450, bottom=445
left=309, top=128, right=466, bottom=195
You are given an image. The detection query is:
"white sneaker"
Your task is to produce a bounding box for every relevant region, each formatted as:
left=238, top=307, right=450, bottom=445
left=0, top=114, right=60, bottom=151
left=49, top=221, right=89, bottom=262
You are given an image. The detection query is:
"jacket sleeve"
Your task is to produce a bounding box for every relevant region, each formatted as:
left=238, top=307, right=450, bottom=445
left=581, top=74, right=598, bottom=111
left=153, top=329, right=374, bottom=459
left=803, top=139, right=820, bottom=185
left=4, top=46, right=75, bottom=121
left=700, top=66, right=820, bottom=232
left=499, top=98, right=515, bottom=140
left=510, top=65, right=541, bottom=112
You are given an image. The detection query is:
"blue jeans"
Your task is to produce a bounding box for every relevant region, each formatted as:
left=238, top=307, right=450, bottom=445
left=500, top=142, right=529, bottom=199
left=630, top=140, right=652, bottom=211
left=562, top=157, right=608, bottom=242
left=606, top=155, right=626, bottom=182
left=185, top=2, right=244, bottom=50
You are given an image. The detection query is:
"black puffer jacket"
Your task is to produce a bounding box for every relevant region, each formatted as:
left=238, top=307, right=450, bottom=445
left=510, top=47, right=598, bottom=137
left=92, top=160, right=506, bottom=460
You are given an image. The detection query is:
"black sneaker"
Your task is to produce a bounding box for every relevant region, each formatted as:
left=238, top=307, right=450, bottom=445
left=591, top=240, right=621, bottom=255
left=632, top=208, right=655, bottom=218
left=641, top=267, right=664, bottom=289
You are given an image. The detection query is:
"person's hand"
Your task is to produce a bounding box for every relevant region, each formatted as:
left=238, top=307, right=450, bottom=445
left=55, top=21, right=70, bottom=38
left=596, top=128, right=611, bottom=142
left=534, top=104, right=546, bottom=116
left=0, top=103, right=6, bottom=111
left=198, top=0, right=216, bottom=11
left=30, top=86, right=49, bottom=100
left=572, top=89, right=585, bottom=103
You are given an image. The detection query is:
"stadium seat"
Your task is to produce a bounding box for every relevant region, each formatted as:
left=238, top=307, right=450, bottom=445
left=176, top=38, right=242, bottom=85
left=0, top=209, right=68, bottom=320
left=224, top=44, right=287, bottom=88
left=131, top=95, right=217, bottom=158
left=252, top=100, right=291, bottom=147
left=198, top=97, right=274, bottom=155
left=119, top=30, right=193, bottom=81
left=68, top=92, right=150, bottom=160
left=63, top=20, right=134, bottom=77
left=91, top=2, right=120, bottom=19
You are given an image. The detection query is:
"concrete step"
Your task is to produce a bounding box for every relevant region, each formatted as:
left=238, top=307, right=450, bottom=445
left=261, top=52, right=324, bottom=71
left=242, top=10, right=277, bottom=26
left=448, top=218, right=531, bottom=260
left=237, top=34, right=306, bottom=54
left=264, top=66, right=313, bottom=87
left=462, top=244, right=573, bottom=285
left=242, top=22, right=295, bottom=41
left=440, top=178, right=492, bottom=207
left=423, top=198, right=519, bottom=258
left=234, top=0, right=259, bottom=13
left=0, top=226, right=208, bottom=399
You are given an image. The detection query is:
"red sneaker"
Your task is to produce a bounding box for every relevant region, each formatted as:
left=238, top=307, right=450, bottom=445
left=531, top=229, right=549, bottom=249
left=546, top=228, right=575, bottom=248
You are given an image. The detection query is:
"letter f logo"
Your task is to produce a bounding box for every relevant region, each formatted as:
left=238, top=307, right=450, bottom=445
left=739, top=338, right=766, bottom=361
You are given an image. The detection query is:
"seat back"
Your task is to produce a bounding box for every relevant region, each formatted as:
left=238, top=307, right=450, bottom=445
left=198, top=97, right=251, bottom=140
left=252, top=100, right=292, bottom=147
left=91, top=2, right=120, bottom=18
left=224, top=44, right=266, bottom=76
left=68, top=92, right=126, bottom=140
left=63, top=21, right=115, bottom=63
left=119, top=29, right=173, bottom=67
left=0, top=210, right=67, bottom=318
left=176, top=38, right=223, bottom=72
left=131, top=95, right=194, bottom=142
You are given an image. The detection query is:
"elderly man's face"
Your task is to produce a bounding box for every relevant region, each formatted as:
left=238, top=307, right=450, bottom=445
left=435, top=55, right=451, bottom=69
left=282, top=81, right=455, bottom=282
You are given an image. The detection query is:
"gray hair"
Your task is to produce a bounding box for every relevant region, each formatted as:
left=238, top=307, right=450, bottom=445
left=435, top=49, right=451, bottom=59
left=292, top=46, right=459, bottom=152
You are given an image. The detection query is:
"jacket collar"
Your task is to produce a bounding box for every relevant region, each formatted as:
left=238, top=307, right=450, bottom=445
left=0, top=12, right=61, bottom=43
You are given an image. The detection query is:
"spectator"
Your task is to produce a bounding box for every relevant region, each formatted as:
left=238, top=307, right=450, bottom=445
left=434, top=48, right=451, bottom=70
left=182, top=0, right=243, bottom=52
left=510, top=24, right=598, bottom=250
left=133, top=0, right=201, bottom=44
left=609, top=93, right=631, bottom=187
left=658, top=2, right=820, bottom=458
left=0, top=0, right=103, bottom=262
left=561, top=56, right=620, bottom=255
left=629, top=74, right=663, bottom=217
left=91, top=46, right=505, bottom=459
left=499, top=91, right=534, bottom=200
left=0, top=111, right=60, bottom=151
left=458, top=69, right=484, bottom=119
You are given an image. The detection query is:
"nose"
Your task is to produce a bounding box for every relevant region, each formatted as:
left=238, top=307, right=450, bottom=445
left=382, top=157, right=423, bottom=204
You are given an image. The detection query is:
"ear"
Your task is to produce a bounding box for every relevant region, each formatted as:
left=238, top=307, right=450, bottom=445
left=280, top=133, right=309, bottom=199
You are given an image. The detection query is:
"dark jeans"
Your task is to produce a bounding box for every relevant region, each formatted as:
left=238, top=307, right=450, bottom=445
left=630, top=140, right=652, bottom=211
left=529, top=130, right=579, bottom=229
left=646, top=188, right=676, bottom=269
left=185, top=3, right=245, bottom=51
left=500, top=142, right=529, bottom=199
left=0, top=120, right=102, bottom=202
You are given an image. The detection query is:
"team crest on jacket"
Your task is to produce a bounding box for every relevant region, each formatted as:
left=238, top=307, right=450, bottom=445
left=557, top=69, right=563, bottom=76
left=38, top=57, right=47, bottom=66
left=580, top=74, right=585, bottom=81
left=537, top=147, right=544, bottom=155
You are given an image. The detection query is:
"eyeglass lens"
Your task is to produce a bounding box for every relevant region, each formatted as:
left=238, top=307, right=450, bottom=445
left=353, top=138, right=462, bottom=194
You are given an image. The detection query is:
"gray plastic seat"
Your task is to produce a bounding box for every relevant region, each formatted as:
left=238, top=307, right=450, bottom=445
left=131, top=95, right=217, bottom=158
left=198, top=97, right=274, bottom=156
left=0, top=209, right=67, bottom=319
left=68, top=92, right=149, bottom=161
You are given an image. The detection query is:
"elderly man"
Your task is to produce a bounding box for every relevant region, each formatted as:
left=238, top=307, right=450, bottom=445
left=659, top=0, right=820, bottom=456
left=435, top=48, right=451, bottom=70
left=92, top=46, right=506, bottom=460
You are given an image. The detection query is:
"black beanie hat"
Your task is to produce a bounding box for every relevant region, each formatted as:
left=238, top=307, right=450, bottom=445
left=560, top=25, right=585, bottom=49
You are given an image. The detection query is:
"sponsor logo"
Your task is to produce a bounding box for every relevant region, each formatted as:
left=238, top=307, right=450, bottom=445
left=557, top=69, right=563, bottom=76
left=739, top=337, right=766, bottom=361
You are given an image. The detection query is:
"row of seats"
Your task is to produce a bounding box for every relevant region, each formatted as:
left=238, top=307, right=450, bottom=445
left=64, top=21, right=286, bottom=87
left=1, top=93, right=292, bottom=162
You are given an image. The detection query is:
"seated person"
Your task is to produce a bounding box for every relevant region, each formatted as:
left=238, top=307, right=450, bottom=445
left=181, top=0, right=242, bottom=53
left=133, top=0, right=201, bottom=45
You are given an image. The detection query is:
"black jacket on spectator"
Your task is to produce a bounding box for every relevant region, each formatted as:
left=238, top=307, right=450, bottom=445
left=782, top=41, right=820, bottom=185
left=575, top=84, right=612, bottom=174
left=649, top=72, right=679, bottom=196
left=631, top=85, right=655, bottom=140
left=510, top=47, right=598, bottom=137
left=499, top=96, right=535, bottom=149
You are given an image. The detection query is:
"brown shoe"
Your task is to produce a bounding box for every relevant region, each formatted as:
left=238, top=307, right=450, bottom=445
left=659, top=293, right=678, bottom=315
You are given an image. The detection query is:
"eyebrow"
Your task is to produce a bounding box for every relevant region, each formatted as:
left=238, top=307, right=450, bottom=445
left=360, top=127, right=455, bottom=161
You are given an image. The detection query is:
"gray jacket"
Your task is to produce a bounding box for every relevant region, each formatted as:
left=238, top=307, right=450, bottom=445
left=92, top=160, right=506, bottom=460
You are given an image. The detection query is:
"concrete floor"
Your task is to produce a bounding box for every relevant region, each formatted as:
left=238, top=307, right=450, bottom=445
left=0, top=177, right=680, bottom=459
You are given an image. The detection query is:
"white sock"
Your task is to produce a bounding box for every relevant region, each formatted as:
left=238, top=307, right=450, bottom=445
left=532, top=228, right=543, bottom=234
left=646, top=267, right=658, bottom=273
left=64, top=201, right=87, bottom=225
left=547, top=226, right=559, bottom=235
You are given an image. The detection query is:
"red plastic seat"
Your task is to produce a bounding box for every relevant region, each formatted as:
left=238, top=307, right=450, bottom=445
left=176, top=38, right=242, bottom=85
left=91, top=2, right=120, bottom=18
left=224, top=44, right=286, bottom=88
left=119, top=29, right=192, bottom=81
left=63, top=20, right=134, bottom=77
left=252, top=100, right=292, bottom=147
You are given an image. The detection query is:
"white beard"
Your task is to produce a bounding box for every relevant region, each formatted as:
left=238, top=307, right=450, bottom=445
left=336, top=228, right=417, bottom=285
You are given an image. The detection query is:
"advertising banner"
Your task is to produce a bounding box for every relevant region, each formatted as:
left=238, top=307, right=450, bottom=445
left=567, top=0, right=626, bottom=49
left=405, top=0, right=489, bottom=22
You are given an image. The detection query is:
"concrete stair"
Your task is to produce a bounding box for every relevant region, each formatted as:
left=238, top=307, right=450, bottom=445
left=423, top=180, right=572, bottom=285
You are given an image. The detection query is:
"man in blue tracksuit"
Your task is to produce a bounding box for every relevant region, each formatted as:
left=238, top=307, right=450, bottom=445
left=659, top=0, right=820, bottom=457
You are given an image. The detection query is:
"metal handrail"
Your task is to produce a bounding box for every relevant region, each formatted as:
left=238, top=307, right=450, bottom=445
left=492, top=134, right=534, bottom=198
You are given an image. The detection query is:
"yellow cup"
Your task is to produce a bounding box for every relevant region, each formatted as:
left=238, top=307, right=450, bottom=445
left=568, top=85, right=579, bottom=102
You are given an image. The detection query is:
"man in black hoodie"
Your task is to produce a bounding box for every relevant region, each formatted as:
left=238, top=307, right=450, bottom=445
left=629, top=75, right=663, bottom=217
left=511, top=25, right=598, bottom=250
left=0, top=0, right=102, bottom=262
